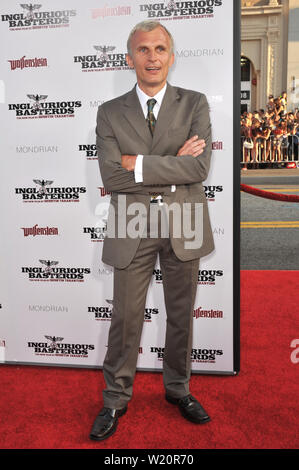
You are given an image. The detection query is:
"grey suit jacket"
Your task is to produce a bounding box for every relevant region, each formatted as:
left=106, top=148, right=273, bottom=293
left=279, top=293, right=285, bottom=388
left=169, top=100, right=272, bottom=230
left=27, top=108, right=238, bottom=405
left=96, top=83, right=214, bottom=268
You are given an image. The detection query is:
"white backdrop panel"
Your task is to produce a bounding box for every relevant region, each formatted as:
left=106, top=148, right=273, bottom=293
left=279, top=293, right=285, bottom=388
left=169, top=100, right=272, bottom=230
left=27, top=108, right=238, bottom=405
left=0, top=0, right=235, bottom=373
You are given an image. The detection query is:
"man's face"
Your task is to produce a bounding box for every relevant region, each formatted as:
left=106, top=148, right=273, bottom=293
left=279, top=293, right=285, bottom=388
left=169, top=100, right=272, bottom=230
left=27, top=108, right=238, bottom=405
left=126, top=26, right=174, bottom=92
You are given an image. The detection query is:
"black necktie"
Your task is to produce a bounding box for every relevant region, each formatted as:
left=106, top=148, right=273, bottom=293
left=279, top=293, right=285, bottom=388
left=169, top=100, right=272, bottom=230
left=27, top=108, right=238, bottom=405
left=146, top=98, right=157, bottom=136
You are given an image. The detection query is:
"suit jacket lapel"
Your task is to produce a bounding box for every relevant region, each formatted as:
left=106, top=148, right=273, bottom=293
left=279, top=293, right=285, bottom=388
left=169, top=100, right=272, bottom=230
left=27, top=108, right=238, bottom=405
left=122, top=83, right=181, bottom=152
left=123, top=85, right=152, bottom=148
left=151, top=83, right=180, bottom=152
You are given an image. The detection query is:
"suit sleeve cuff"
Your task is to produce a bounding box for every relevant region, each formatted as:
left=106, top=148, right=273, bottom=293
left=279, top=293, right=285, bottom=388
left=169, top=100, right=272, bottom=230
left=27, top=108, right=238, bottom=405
left=134, top=154, right=144, bottom=183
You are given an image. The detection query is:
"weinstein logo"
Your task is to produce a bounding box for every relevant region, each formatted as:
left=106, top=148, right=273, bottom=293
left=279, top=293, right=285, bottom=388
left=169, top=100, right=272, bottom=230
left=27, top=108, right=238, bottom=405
left=8, top=56, right=48, bottom=71
left=21, top=224, right=59, bottom=237
left=193, top=307, right=223, bottom=319
left=91, top=5, right=131, bottom=19
left=212, top=141, right=223, bottom=151
left=98, top=187, right=111, bottom=197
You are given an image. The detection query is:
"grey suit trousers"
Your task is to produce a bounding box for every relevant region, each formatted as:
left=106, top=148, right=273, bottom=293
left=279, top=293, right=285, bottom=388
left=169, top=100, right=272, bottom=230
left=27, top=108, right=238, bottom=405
left=102, top=204, right=199, bottom=409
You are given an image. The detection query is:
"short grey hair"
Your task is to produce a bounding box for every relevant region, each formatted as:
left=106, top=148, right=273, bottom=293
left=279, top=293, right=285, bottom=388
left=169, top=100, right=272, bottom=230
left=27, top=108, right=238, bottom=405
left=127, top=20, right=174, bottom=56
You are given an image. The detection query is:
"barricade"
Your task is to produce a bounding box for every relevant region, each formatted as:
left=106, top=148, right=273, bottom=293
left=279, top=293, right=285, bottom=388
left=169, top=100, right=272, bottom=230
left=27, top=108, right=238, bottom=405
left=241, top=135, right=299, bottom=166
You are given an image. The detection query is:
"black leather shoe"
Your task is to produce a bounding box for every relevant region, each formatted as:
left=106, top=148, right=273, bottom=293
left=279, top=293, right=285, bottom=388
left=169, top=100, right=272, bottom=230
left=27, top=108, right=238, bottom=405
left=165, top=394, right=210, bottom=424
left=89, top=406, right=127, bottom=441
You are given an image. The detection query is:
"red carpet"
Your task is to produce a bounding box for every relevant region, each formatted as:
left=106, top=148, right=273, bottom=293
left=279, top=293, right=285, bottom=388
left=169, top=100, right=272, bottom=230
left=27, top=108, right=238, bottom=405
left=0, top=270, right=298, bottom=449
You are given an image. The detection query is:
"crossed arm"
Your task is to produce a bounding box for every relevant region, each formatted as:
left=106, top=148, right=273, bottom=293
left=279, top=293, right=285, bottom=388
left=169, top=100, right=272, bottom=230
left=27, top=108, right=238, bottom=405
left=97, top=93, right=211, bottom=193
left=121, top=135, right=206, bottom=171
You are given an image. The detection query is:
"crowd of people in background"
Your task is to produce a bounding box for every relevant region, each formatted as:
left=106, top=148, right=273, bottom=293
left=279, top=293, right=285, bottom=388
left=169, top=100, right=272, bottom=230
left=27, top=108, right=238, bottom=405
left=241, top=92, right=299, bottom=165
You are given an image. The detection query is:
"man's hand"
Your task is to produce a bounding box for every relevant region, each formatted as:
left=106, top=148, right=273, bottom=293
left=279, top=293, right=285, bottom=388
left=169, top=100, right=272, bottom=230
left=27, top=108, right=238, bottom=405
left=121, top=136, right=205, bottom=170
left=121, top=155, right=137, bottom=171
left=177, top=135, right=206, bottom=157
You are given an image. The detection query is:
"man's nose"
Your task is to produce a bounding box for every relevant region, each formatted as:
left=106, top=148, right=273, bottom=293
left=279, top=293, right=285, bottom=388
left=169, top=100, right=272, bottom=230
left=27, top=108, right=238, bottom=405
left=148, top=49, right=158, bottom=61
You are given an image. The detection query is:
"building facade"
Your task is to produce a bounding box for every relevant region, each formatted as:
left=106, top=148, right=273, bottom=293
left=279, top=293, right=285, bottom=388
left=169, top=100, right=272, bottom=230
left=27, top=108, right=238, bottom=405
left=241, top=0, right=299, bottom=112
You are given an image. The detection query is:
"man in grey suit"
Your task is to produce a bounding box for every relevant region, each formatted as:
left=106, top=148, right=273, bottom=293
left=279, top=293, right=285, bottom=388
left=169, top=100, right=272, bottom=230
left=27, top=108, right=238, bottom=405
left=90, top=20, right=214, bottom=441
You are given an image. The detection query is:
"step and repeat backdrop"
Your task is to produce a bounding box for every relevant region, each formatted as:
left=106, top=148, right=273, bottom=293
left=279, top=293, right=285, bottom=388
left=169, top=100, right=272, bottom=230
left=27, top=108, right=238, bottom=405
left=0, top=0, right=237, bottom=373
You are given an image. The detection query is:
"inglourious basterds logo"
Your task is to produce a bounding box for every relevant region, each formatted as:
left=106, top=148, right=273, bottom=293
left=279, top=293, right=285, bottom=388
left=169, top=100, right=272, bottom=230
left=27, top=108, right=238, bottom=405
left=88, top=300, right=159, bottom=322
left=28, top=336, right=95, bottom=358
left=8, top=95, right=82, bottom=119
left=22, top=260, right=91, bottom=282
left=78, top=144, right=97, bottom=160
left=89, top=300, right=113, bottom=321
left=153, top=268, right=223, bottom=285
left=1, top=4, right=76, bottom=30
left=198, top=269, right=223, bottom=285
left=83, top=222, right=107, bottom=242
left=204, top=185, right=223, bottom=201
left=150, top=347, right=223, bottom=363
left=74, top=46, right=130, bottom=72
left=191, top=348, right=223, bottom=363
left=15, top=179, right=86, bottom=203
left=139, top=0, right=222, bottom=19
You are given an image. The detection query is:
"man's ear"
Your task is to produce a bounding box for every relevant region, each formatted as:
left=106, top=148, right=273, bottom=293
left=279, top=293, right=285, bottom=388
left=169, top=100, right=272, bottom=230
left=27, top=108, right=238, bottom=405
left=126, top=54, right=134, bottom=69
left=170, top=53, right=175, bottom=67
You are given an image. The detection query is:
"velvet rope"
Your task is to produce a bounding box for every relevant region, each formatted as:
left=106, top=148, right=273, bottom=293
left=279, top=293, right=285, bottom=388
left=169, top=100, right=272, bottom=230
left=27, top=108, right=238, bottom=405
left=240, top=184, right=299, bottom=203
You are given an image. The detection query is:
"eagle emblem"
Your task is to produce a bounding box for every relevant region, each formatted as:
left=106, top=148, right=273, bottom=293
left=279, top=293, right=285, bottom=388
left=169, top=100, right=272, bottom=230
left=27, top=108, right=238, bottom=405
left=166, top=1, right=176, bottom=10
left=44, top=335, right=64, bottom=350
left=93, top=45, right=115, bottom=63
left=20, top=4, right=42, bottom=20
left=27, top=94, right=48, bottom=109
left=33, top=179, right=53, bottom=194
left=39, top=260, right=59, bottom=273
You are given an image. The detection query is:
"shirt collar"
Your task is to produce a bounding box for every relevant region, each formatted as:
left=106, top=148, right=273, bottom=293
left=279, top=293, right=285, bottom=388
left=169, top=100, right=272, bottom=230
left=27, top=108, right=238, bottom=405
left=136, top=83, right=167, bottom=112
